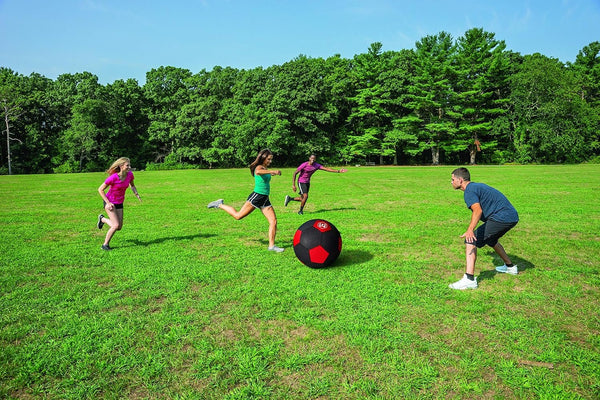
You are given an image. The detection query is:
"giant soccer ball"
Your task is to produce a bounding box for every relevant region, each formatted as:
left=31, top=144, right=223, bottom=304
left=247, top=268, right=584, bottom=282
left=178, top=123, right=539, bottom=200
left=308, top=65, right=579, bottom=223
left=293, top=219, right=342, bottom=268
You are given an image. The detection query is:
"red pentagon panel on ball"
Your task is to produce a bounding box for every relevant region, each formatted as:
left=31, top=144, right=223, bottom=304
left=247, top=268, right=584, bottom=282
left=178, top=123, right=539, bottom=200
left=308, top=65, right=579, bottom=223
left=309, top=245, right=330, bottom=264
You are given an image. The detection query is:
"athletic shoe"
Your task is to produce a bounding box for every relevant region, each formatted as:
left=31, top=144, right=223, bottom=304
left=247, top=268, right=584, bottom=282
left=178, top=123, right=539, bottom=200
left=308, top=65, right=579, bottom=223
left=449, top=274, right=478, bottom=290
left=298, top=210, right=303, bottom=215
left=97, top=214, right=105, bottom=229
left=268, top=245, right=285, bottom=253
left=496, top=264, right=518, bottom=275
left=101, top=244, right=112, bottom=251
left=207, top=199, right=224, bottom=209
left=284, top=195, right=291, bottom=207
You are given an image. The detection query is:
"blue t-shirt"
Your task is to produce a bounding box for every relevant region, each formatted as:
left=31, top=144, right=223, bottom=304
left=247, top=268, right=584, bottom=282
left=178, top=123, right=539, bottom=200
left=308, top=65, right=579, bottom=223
left=464, top=182, right=518, bottom=223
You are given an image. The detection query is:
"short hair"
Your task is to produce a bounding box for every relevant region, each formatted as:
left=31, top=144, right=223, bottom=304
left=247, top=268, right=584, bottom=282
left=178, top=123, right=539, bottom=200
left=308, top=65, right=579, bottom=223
left=452, top=167, right=470, bottom=181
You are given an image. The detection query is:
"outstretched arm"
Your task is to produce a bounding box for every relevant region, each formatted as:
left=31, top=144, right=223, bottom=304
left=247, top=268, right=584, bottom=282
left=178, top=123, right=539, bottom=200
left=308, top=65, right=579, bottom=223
left=255, top=165, right=281, bottom=176
left=321, top=167, right=347, bottom=173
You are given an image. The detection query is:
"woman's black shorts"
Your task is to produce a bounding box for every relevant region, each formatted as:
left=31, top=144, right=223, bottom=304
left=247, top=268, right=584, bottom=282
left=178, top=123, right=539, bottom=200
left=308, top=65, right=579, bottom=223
left=247, top=192, right=272, bottom=209
left=103, top=201, right=124, bottom=209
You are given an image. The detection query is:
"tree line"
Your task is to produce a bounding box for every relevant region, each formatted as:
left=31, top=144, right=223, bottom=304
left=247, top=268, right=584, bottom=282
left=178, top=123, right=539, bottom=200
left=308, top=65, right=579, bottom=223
left=1, top=28, right=599, bottom=174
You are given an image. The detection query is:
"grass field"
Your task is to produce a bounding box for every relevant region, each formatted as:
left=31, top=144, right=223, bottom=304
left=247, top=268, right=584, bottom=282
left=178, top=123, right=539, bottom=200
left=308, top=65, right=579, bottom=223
left=1, top=164, right=599, bottom=399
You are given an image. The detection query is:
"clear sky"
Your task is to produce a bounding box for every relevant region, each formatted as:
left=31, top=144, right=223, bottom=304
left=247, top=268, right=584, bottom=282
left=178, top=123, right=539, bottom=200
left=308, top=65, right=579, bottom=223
left=1, top=0, right=599, bottom=85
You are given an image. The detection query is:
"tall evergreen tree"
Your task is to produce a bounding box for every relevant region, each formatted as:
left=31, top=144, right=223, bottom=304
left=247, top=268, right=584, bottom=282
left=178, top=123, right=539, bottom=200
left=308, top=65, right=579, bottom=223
left=404, top=32, right=457, bottom=164
left=454, top=28, right=510, bottom=164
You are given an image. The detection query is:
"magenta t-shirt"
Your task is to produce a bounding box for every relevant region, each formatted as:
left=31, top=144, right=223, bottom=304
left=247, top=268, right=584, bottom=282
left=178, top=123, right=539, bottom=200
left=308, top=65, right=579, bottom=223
left=105, top=171, right=134, bottom=204
left=296, top=162, right=323, bottom=183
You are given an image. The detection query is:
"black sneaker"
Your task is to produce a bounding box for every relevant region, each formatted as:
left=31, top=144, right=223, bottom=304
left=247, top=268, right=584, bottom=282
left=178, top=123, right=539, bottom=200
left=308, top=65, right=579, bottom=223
left=298, top=210, right=303, bottom=215
left=101, top=244, right=112, bottom=251
left=284, top=195, right=291, bottom=207
left=97, top=214, right=105, bottom=229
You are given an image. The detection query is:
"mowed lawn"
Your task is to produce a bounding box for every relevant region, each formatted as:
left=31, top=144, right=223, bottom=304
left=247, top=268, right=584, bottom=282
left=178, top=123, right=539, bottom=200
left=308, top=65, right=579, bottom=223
left=1, top=164, right=599, bottom=399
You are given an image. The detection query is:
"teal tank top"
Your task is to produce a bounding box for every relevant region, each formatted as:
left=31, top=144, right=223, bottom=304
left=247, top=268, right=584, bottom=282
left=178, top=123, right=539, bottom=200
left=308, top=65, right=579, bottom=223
left=253, top=171, right=271, bottom=195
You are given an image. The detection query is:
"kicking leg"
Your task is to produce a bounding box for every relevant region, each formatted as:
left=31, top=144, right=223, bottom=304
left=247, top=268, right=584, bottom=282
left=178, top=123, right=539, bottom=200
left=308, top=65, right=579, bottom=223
left=219, top=201, right=255, bottom=220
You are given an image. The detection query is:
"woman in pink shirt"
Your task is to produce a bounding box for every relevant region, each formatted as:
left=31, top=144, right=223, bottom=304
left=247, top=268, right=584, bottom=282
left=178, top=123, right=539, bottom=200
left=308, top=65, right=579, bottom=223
left=97, top=157, right=141, bottom=250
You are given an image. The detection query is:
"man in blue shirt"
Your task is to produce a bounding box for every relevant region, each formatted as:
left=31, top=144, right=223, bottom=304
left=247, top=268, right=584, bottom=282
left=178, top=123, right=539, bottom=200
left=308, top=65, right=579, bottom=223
left=449, top=167, right=519, bottom=290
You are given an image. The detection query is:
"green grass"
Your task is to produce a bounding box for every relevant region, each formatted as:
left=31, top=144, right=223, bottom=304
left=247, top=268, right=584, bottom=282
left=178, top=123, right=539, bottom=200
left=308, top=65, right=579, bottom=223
left=1, top=164, right=599, bottom=399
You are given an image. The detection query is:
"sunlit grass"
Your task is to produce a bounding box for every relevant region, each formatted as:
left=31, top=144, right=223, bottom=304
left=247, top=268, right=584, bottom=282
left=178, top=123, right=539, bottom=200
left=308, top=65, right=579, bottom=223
left=1, top=164, right=599, bottom=399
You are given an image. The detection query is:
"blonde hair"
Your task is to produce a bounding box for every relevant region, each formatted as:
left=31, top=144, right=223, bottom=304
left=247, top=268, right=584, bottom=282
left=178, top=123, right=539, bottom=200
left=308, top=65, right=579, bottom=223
left=106, top=157, right=130, bottom=177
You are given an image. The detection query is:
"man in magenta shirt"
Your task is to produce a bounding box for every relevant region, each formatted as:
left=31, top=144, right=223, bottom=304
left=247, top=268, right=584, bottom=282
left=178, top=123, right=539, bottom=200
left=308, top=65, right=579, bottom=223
left=284, top=154, right=347, bottom=215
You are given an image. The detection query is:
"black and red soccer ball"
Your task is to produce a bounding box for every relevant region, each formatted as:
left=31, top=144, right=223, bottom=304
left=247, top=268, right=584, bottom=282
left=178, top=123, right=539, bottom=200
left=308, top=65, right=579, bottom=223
left=293, top=219, right=342, bottom=268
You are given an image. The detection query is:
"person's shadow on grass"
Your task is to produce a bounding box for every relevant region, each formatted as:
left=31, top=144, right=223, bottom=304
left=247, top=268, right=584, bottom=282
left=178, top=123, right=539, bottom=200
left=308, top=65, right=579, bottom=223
left=478, top=254, right=535, bottom=282
left=308, top=207, right=357, bottom=213
left=126, top=233, right=216, bottom=247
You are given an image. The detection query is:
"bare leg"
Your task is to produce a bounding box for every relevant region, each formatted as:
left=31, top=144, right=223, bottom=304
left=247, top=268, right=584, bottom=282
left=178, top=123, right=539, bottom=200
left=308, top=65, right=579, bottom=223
left=492, top=242, right=512, bottom=265
left=261, top=206, right=278, bottom=248
left=466, top=243, right=477, bottom=275
left=219, top=201, right=255, bottom=220
left=104, top=207, right=123, bottom=246
left=299, top=193, right=308, bottom=210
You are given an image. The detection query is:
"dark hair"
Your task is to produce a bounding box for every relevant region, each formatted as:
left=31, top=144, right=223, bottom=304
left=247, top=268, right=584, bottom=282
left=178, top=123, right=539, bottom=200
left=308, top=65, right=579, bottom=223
left=249, top=149, right=273, bottom=176
left=452, top=167, right=470, bottom=181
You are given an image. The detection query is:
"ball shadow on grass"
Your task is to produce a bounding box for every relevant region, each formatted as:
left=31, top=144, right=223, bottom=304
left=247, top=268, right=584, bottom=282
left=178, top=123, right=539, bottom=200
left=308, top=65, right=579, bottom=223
left=325, top=248, right=374, bottom=269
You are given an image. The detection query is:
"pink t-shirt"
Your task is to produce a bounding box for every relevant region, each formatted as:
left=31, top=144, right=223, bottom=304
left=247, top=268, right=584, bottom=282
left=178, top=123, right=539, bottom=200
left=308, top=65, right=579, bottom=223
left=296, top=162, right=323, bottom=183
left=105, top=171, right=134, bottom=204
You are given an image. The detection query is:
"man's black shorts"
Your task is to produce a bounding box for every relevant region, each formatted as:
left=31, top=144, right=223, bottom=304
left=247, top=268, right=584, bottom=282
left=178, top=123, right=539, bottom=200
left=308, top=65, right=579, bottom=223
left=470, top=220, right=518, bottom=248
left=298, top=182, right=310, bottom=194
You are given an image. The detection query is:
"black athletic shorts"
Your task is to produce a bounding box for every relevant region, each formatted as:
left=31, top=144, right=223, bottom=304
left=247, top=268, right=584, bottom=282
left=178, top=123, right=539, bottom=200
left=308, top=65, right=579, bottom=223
left=103, top=201, right=124, bottom=209
left=247, top=192, right=272, bottom=209
left=470, top=219, right=518, bottom=248
left=298, top=182, right=310, bottom=194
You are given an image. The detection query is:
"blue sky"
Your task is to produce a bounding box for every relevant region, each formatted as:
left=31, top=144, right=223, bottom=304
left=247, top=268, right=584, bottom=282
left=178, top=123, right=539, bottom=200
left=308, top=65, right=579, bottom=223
left=1, top=0, right=599, bottom=84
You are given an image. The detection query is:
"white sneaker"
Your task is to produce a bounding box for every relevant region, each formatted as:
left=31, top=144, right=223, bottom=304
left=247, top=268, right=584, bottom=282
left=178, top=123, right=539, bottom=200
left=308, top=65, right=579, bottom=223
left=496, top=264, right=518, bottom=275
left=449, top=274, right=478, bottom=290
left=207, top=199, right=224, bottom=209
left=268, top=245, right=285, bottom=253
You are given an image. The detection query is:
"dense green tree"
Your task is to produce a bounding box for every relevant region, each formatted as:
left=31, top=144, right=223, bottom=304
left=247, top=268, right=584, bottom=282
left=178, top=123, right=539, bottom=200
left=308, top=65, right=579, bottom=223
left=346, top=42, right=395, bottom=164
left=49, top=72, right=105, bottom=171
left=404, top=32, right=457, bottom=164
left=17, top=73, right=58, bottom=173
left=263, top=55, right=342, bottom=163
left=571, top=42, right=600, bottom=157
left=176, top=66, right=240, bottom=167
left=144, top=66, right=192, bottom=162
left=381, top=49, right=416, bottom=164
left=58, top=99, right=110, bottom=172
left=572, top=41, right=600, bottom=106
left=509, top=54, right=592, bottom=163
left=454, top=28, right=510, bottom=164
left=104, top=78, right=151, bottom=168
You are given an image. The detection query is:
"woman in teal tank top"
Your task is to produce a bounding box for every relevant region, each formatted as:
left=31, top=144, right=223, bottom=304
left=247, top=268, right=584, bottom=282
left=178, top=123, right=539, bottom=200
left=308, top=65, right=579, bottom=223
left=207, top=149, right=285, bottom=253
